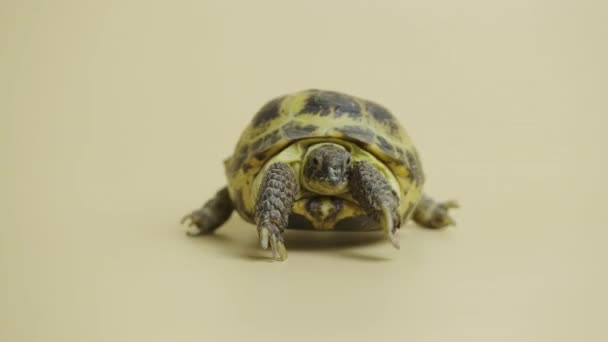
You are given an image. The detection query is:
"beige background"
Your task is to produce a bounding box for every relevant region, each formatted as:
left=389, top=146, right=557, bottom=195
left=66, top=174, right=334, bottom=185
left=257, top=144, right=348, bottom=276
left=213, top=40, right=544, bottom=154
left=2, top=0, right=607, bottom=341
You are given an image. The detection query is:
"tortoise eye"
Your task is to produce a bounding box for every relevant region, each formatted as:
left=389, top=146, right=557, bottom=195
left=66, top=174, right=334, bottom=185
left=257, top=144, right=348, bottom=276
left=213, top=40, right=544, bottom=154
left=346, top=157, right=352, bottom=165
left=312, top=157, right=321, bottom=166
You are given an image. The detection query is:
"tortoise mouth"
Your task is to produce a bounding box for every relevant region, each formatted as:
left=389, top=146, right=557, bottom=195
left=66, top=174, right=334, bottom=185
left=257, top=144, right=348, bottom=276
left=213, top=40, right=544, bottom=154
left=323, top=176, right=346, bottom=186
left=303, top=177, right=349, bottom=195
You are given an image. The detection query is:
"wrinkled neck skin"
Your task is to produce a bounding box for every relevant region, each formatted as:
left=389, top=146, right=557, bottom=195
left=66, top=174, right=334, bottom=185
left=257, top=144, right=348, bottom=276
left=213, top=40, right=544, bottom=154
left=301, top=143, right=352, bottom=195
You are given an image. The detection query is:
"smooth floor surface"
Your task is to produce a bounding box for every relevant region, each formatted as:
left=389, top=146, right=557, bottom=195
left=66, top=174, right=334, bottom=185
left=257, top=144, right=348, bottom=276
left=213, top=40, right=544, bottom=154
left=2, top=1, right=607, bottom=341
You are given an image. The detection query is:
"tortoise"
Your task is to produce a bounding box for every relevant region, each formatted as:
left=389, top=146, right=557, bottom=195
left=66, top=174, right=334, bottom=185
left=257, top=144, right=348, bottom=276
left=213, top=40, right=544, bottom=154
left=182, top=89, right=458, bottom=260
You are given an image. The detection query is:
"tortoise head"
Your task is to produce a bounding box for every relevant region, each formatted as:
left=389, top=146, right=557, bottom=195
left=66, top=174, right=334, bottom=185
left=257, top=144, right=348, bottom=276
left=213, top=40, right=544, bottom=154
left=302, top=143, right=352, bottom=195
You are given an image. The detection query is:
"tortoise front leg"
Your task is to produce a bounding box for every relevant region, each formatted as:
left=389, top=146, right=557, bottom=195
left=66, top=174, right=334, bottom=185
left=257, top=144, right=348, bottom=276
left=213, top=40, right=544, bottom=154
left=181, top=187, right=234, bottom=236
left=350, top=161, right=401, bottom=249
left=255, top=163, right=297, bottom=261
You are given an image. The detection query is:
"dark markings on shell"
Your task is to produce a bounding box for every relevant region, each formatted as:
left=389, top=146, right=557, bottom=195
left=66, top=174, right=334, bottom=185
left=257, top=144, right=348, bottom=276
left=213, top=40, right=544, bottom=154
left=252, top=97, right=283, bottom=127
left=334, top=125, right=375, bottom=144
left=297, top=91, right=361, bottom=118
left=281, top=122, right=318, bottom=140
left=334, top=215, right=379, bottom=231
left=377, top=135, right=395, bottom=154
left=251, top=129, right=281, bottom=154
left=254, top=152, right=266, bottom=161
left=406, top=150, right=424, bottom=184
left=366, top=101, right=399, bottom=134
left=242, top=163, right=253, bottom=173
left=331, top=93, right=361, bottom=118
left=395, top=147, right=407, bottom=165
left=287, top=214, right=315, bottom=230
left=305, top=197, right=345, bottom=224
left=305, top=198, right=323, bottom=220
left=327, top=198, right=344, bottom=222
left=231, top=145, right=249, bottom=173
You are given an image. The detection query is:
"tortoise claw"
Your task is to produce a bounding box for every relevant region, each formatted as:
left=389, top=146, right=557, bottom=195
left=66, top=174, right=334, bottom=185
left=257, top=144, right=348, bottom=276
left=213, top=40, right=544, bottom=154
left=258, top=224, right=288, bottom=261
left=438, top=201, right=459, bottom=227
left=382, top=207, right=400, bottom=250
left=181, top=212, right=201, bottom=236
left=442, top=200, right=460, bottom=210
left=181, top=208, right=217, bottom=236
left=259, top=227, right=270, bottom=249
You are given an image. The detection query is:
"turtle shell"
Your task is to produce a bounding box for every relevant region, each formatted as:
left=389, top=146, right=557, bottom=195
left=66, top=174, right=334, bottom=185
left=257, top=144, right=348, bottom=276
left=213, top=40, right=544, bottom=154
left=224, top=89, right=425, bottom=222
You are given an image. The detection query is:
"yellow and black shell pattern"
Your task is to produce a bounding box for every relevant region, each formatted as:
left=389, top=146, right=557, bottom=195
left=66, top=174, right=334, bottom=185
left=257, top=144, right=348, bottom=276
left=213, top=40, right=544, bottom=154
left=224, top=89, right=426, bottom=228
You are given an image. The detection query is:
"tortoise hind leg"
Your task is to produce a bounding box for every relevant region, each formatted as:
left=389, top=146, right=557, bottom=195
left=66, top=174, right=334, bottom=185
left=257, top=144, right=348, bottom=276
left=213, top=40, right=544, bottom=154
left=182, top=187, right=234, bottom=236
left=413, top=194, right=459, bottom=229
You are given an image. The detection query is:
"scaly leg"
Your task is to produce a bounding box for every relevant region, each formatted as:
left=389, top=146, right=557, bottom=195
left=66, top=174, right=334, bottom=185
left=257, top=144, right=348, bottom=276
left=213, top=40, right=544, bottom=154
left=254, top=163, right=297, bottom=261
left=181, top=187, right=234, bottom=236
left=413, top=194, right=459, bottom=229
left=350, top=161, right=401, bottom=249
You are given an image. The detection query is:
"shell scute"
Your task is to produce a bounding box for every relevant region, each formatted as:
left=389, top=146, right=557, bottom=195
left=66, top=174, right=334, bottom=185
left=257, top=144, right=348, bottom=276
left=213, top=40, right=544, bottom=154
left=334, top=125, right=376, bottom=145
left=296, top=90, right=361, bottom=118
left=365, top=100, right=400, bottom=135
left=251, top=96, right=283, bottom=127
left=281, top=122, right=318, bottom=140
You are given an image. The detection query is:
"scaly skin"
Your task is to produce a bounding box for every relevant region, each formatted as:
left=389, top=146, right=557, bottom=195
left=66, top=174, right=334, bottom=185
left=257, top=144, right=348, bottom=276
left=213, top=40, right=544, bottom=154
left=349, top=161, right=401, bottom=249
left=254, top=162, right=297, bottom=260
left=181, top=187, right=234, bottom=235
